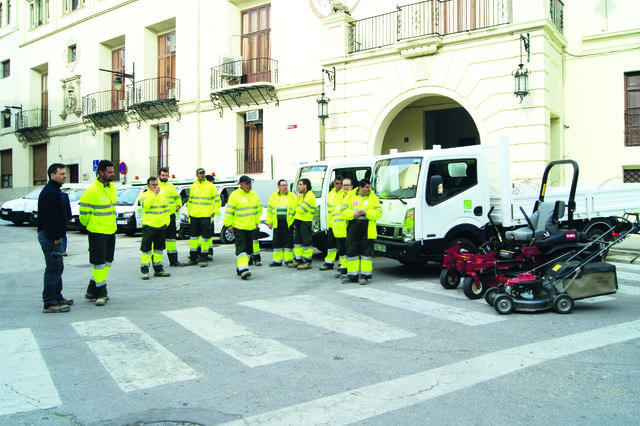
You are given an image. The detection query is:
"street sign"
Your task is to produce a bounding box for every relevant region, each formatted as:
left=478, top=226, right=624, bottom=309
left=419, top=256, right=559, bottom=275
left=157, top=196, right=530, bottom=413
left=119, top=162, right=127, bottom=174
left=92, top=160, right=99, bottom=172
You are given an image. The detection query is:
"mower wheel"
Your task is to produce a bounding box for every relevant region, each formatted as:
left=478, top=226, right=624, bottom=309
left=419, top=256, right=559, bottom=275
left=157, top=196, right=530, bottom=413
left=485, top=287, right=499, bottom=306
left=553, top=294, right=574, bottom=314
left=494, top=295, right=514, bottom=315
left=462, top=276, right=485, bottom=299
left=440, top=269, right=460, bottom=289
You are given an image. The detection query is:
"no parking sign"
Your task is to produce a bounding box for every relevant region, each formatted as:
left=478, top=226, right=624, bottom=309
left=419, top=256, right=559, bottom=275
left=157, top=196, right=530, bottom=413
left=119, top=162, right=127, bottom=174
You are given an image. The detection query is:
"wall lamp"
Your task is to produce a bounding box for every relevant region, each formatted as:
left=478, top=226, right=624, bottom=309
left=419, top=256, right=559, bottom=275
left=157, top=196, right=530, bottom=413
left=99, top=63, right=135, bottom=92
left=513, top=33, right=530, bottom=103
left=2, top=105, right=22, bottom=119
left=317, top=67, right=336, bottom=125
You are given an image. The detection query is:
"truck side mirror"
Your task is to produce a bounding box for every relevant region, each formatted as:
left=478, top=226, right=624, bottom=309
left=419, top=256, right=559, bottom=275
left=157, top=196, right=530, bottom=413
left=429, top=175, right=443, bottom=196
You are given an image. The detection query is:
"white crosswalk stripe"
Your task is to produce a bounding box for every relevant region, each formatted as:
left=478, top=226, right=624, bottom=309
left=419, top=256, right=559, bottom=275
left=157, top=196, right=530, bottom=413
left=339, top=287, right=505, bottom=325
left=163, top=307, right=306, bottom=367
left=71, top=317, right=199, bottom=392
left=239, top=294, right=415, bottom=342
left=219, top=319, right=640, bottom=426
left=0, top=329, right=61, bottom=416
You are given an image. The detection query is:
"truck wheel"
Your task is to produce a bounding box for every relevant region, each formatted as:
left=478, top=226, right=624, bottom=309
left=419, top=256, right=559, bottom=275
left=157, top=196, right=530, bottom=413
left=485, top=287, right=499, bottom=306
left=462, top=276, right=485, bottom=299
left=220, top=226, right=235, bottom=244
left=494, top=295, right=514, bottom=315
left=553, top=294, right=574, bottom=314
left=440, top=269, right=460, bottom=289
left=445, top=237, right=478, bottom=254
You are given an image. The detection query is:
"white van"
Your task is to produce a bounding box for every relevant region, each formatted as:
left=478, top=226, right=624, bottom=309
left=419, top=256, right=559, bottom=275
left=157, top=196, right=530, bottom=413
left=293, top=158, right=374, bottom=251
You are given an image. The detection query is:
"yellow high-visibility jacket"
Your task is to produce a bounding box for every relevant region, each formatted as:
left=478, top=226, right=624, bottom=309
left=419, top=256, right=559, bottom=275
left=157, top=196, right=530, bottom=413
left=266, top=190, right=297, bottom=229
left=224, top=188, right=262, bottom=231
left=79, top=179, right=117, bottom=234
left=158, top=180, right=182, bottom=215
left=332, top=190, right=351, bottom=238
left=140, top=191, right=170, bottom=228
left=188, top=180, right=221, bottom=218
left=294, top=191, right=316, bottom=222
left=326, top=187, right=342, bottom=229
left=341, top=190, right=382, bottom=239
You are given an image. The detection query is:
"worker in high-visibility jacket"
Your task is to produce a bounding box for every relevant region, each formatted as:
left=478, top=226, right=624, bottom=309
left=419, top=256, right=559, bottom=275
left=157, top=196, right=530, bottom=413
left=289, top=178, right=316, bottom=270
left=186, top=168, right=221, bottom=267
left=224, top=175, right=262, bottom=279
left=139, top=177, right=171, bottom=280
left=158, top=167, right=183, bottom=266
left=319, top=175, right=343, bottom=271
left=341, top=178, right=382, bottom=285
left=332, top=177, right=355, bottom=279
left=266, top=179, right=297, bottom=267
left=79, top=160, right=118, bottom=306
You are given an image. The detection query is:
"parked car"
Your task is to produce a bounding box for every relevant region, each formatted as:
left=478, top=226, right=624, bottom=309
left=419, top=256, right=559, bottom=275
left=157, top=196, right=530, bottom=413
left=1, top=187, right=43, bottom=225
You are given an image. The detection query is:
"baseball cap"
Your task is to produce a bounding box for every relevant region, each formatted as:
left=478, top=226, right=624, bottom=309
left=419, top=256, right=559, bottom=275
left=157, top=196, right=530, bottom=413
left=196, top=168, right=205, bottom=174
left=238, top=175, right=253, bottom=184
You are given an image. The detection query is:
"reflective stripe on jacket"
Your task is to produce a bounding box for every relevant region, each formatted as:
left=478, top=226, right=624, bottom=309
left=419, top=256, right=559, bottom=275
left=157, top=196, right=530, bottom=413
left=141, top=191, right=170, bottom=227
left=158, top=180, right=182, bottom=214
left=188, top=180, right=221, bottom=218
left=223, top=188, right=262, bottom=230
left=326, top=187, right=341, bottom=228
left=294, top=191, right=316, bottom=222
left=341, top=190, right=382, bottom=239
left=266, top=190, right=297, bottom=229
left=79, top=179, right=117, bottom=234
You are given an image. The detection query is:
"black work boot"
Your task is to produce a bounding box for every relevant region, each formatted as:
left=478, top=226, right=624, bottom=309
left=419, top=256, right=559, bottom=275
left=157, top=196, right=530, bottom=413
left=95, top=285, right=109, bottom=306
left=168, top=252, right=184, bottom=267
left=85, top=279, right=98, bottom=300
left=141, top=266, right=150, bottom=280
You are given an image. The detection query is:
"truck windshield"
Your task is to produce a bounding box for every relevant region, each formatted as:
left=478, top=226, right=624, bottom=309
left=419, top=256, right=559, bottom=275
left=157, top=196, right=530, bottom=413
left=116, top=188, right=142, bottom=206
left=296, top=165, right=327, bottom=198
left=373, top=157, right=422, bottom=199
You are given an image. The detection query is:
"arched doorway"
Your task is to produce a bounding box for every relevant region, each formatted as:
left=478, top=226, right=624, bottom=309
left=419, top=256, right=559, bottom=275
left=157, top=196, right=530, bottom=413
left=375, top=93, right=481, bottom=155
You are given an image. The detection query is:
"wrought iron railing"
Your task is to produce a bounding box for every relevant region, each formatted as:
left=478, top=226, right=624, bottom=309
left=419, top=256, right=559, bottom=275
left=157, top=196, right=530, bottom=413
left=82, top=90, right=126, bottom=116
left=349, top=0, right=513, bottom=53
left=549, top=0, right=564, bottom=34
left=16, top=108, right=50, bottom=130
left=211, top=58, right=278, bottom=91
left=128, top=77, right=180, bottom=105
left=236, top=147, right=264, bottom=174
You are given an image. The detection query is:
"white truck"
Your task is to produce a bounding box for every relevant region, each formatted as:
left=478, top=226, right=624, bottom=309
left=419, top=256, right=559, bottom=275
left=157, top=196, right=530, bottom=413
left=371, top=144, right=640, bottom=265
left=293, top=158, right=374, bottom=251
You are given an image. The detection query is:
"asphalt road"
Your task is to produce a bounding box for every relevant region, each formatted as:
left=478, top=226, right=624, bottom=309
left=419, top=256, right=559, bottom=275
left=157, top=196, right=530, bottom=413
left=1, top=222, right=639, bottom=425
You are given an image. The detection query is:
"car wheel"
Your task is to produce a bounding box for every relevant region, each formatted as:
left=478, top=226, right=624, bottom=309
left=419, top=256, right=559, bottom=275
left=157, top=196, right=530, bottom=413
left=220, top=226, right=235, bottom=244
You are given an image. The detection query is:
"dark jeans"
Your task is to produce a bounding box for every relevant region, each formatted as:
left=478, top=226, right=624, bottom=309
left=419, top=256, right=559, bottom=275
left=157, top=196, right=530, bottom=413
left=38, top=231, right=65, bottom=306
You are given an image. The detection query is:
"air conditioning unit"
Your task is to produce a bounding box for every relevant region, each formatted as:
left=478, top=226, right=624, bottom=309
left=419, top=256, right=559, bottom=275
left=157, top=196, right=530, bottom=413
left=168, top=88, right=177, bottom=99
left=219, top=55, right=242, bottom=79
left=246, top=110, right=263, bottom=123
left=118, top=100, right=126, bottom=110
left=158, top=123, right=169, bottom=134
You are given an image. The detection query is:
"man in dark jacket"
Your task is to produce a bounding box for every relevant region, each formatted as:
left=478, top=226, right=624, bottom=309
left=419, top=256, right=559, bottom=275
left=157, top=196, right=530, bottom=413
left=37, top=163, right=73, bottom=313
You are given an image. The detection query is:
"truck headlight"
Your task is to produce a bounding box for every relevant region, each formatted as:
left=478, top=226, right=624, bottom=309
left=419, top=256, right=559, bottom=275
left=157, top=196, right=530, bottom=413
left=122, top=212, right=134, bottom=219
left=403, top=208, right=415, bottom=242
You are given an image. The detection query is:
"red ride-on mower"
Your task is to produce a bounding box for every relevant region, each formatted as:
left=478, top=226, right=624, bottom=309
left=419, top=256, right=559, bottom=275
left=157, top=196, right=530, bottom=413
left=486, top=213, right=638, bottom=315
left=440, top=160, right=588, bottom=299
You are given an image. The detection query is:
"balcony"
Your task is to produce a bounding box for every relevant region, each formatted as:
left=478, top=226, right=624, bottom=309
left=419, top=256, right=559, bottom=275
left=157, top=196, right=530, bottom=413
left=236, top=147, right=263, bottom=174
left=81, top=90, right=128, bottom=133
left=210, top=58, right=279, bottom=117
left=15, top=108, right=50, bottom=143
left=128, top=77, right=181, bottom=122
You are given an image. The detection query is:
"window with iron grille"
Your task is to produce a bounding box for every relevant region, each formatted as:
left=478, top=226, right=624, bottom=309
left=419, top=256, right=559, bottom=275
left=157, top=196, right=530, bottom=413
left=623, top=169, right=640, bottom=183
left=625, top=72, right=640, bottom=146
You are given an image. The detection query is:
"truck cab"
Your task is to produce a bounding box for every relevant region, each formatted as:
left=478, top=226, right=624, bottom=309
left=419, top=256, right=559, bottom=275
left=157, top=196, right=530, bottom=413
left=294, top=158, right=374, bottom=251
left=372, top=148, right=489, bottom=264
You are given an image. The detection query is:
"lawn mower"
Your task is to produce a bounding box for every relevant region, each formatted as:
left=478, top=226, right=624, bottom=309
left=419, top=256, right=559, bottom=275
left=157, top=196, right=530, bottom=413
left=486, top=213, right=638, bottom=315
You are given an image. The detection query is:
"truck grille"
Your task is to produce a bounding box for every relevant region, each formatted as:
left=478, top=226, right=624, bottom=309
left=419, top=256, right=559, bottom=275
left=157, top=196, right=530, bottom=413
left=376, top=225, right=401, bottom=239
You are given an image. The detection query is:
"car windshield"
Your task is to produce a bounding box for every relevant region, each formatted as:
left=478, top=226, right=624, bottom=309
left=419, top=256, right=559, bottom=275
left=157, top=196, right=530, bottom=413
left=373, top=157, right=422, bottom=199
left=296, top=165, right=327, bottom=198
left=64, top=188, right=86, bottom=203
left=116, top=188, right=142, bottom=206
left=24, top=188, right=43, bottom=200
